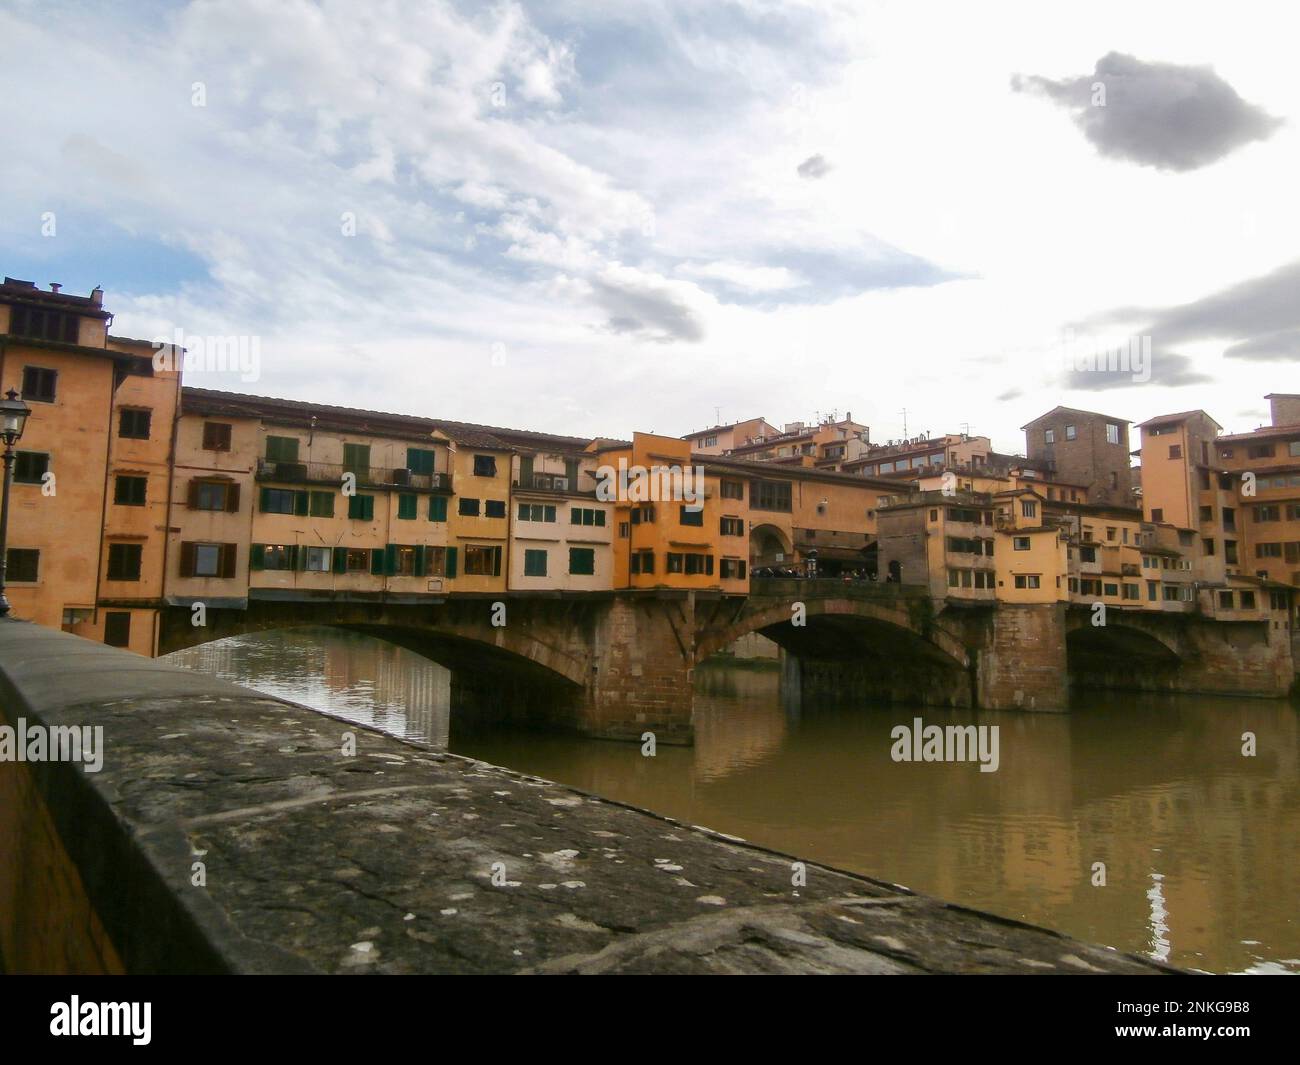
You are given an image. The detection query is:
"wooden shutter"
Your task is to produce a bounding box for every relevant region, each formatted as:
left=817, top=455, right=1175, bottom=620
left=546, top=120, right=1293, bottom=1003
left=492, top=546, right=502, bottom=577
left=226, top=483, right=241, bottom=512
left=415, top=545, right=427, bottom=577
left=293, top=545, right=306, bottom=570
left=332, top=547, right=347, bottom=574
left=249, top=544, right=265, bottom=570
left=370, top=548, right=385, bottom=575
left=259, top=487, right=272, bottom=513
left=429, top=495, right=447, bottom=521
left=187, top=479, right=201, bottom=509
left=179, top=541, right=196, bottom=577
left=519, top=456, right=534, bottom=485
left=220, top=543, right=237, bottom=578
left=385, top=544, right=397, bottom=576
left=295, top=491, right=309, bottom=516
left=445, top=546, right=457, bottom=578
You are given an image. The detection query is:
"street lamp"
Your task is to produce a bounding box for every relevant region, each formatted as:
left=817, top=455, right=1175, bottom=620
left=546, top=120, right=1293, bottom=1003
left=0, top=388, right=33, bottom=618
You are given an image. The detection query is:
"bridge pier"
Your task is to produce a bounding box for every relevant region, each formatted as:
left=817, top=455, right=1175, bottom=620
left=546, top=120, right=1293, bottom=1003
left=974, top=603, right=1069, bottom=712
left=584, top=595, right=696, bottom=744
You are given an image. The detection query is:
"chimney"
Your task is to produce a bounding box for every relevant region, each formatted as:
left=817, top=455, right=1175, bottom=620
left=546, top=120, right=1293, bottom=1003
left=90, top=286, right=103, bottom=306
left=49, top=282, right=61, bottom=294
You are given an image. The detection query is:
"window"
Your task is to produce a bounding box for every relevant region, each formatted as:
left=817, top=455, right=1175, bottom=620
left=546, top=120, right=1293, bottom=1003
left=571, top=507, right=605, bottom=526
left=1122, top=584, right=1140, bottom=600
left=13, top=451, right=48, bottom=484
left=1065, top=425, right=1076, bottom=440
left=1021, top=500, right=1037, bottom=518
left=308, top=491, right=333, bottom=518
left=1013, top=536, right=1030, bottom=551
left=1080, top=545, right=1097, bottom=563
left=684, top=553, right=713, bottom=576
left=21, top=366, right=58, bottom=402
left=114, top=475, right=147, bottom=506
left=1106, top=423, right=1120, bottom=445
left=679, top=505, right=703, bottom=527
left=720, top=558, right=746, bottom=579
left=720, top=479, right=744, bottom=500
left=428, top=496, right=448, bottom=521
left=266, top=436, right=300, bottom=463
left=1147, top=581, right=1158, bottom=601
left=11, top=307, right=79, bottom=343
left=391, top=546, right=417, bottom=576
left=180, top=542, right=235, bottom=578
left=1044, top=429, right=1055, bottom=444
left=1240, top=590, right=1257, bottom=609
left=618, top=522, right=630, bottom=538
left=406, top=448, right=436, bottom=475
left=1247, top=444, right=1274, bottom=459
left=191, top=479, right=239, bottom=511
left=630, top=505, right=655, bottom=524
left=1222, top=507, right=1236, bottom=531
left=6, top=548, right=39, bottom=582
left=485, top=499, right=507, bottom=518
left=1168, top=444, right=1182, bottom=459
left=524, top=549, right=548, bottom=577
left=1151, top=508, right=1164, bottom=523
left=203, top=421, right=232, bottom=451
left=255, top=545, right=293, bottom=571
left=720, top=517, right=744, bottom=536
left=472, top=454, right=497, bottom=477
left=1225, top=541, right=1238, bottom=565
left=1218, top=591, right=1234, bottom=610
left=629, top=550, right=654, bottom=574
left=1290, top=440, right=1300, bottom=458
left=398, top=494, right=418, bottom=520
left=750, top=479, right=792, bottom=512
left=569, top=547, right=595, bottom=576
left=304, top=547, right=331, bottom=573
left=1254, top=505, right=1280, bottom=522
left=345, top=548, right=371, bottom=572
left=193, top=543, right=222, bottom=577
left=1256, top=543, right=1282, bottom=558
left=518, top=503, right=557, bottom=522
left=106, top=543, right=143, bottom=581
left=1013, top=574, right=1041, bottom=589
left=104, top=612, right=131, bottom=648
left=343, top=443, right=370, bottom=474
left=464, top=545, right=502, bottom=576
left=117, top=409, right=151, bottom=440
left=261, top=488, right=299, bottom=514
left=347, top=494, right=375, bottom=521
left=1103, top=582, right=1118, bottom=597
left=458, top=497, right=480, bottom=517
left=703, top=435, right=717, bottom=448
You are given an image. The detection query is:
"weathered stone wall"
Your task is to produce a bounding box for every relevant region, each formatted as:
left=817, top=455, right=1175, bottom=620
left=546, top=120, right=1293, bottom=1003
left=974, top=603, right=1069, bottom=711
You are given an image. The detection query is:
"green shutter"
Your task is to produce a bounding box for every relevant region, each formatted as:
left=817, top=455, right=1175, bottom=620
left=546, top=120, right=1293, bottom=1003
left=565, top=458, right=578, bottom=486
left=520, top=455, right=534, bottom=485
left=595, top=510, right=606, bottom=526
left=259, top=487, right=272, bottom=513
left=385, top=544, right=397, bottom=576
left=493, top=546, right=502, bottom=577
left=445, top=546, right=457, bottom=578
left=250, top=544, right=265, bottom=570
left=415, top=545, right=427, bottom=577
left=370, top=548, right=385, bottom=575
left=429, top=495, right=447, bottom=522
left=332, top=547, right=347, bottom=574
left=399, top=494, right=416, bottom=520
left=295, top=491, right=309, bottom=516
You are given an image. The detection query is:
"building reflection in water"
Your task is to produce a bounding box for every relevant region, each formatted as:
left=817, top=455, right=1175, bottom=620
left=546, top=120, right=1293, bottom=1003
left=166, top=626, right=452, bottom=746
left=169, top=629, right=1300, bottom=976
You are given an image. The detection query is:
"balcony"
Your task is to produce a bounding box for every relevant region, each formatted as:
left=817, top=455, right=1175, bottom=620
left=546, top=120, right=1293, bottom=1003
left=513, top=473, right=597, bottom=497
left=256, top=459, right=451, bottom=492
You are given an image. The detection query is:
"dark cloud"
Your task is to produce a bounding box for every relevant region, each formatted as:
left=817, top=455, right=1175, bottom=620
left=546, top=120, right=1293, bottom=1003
left=994, top=388, right=1022, bottom=402
left=1013, top=52, right=1282, bottom=171
left=797, top=153, right=831, bottom=179
left=589, top=273, right=704, bottom=343
left=1223, top=328, right=1300, bottom=362
left=1064, top=352, right=1211, bottom=392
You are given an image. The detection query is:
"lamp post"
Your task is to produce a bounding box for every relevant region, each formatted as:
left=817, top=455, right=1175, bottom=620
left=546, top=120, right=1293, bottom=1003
left=0, top=388, right=32, bottom=618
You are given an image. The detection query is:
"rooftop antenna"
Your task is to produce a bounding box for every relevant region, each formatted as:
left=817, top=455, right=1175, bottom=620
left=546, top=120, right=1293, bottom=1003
left=898, top=407, right=909, bottom=438
left=961, top=422, right=972, bottom=436
left=714, top=406, right=721, bottom=426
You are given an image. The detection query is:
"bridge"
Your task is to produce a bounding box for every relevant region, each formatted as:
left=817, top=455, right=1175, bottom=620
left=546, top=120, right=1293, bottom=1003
left=156, top=578, right=1298, bottom=743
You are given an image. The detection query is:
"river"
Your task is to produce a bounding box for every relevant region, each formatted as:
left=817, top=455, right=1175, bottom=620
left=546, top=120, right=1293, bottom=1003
left=165, top=625, right=1300, bottom=975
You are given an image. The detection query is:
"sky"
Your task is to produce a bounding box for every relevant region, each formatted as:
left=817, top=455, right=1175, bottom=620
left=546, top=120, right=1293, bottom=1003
left=1, top=0, right=1297, bottom=453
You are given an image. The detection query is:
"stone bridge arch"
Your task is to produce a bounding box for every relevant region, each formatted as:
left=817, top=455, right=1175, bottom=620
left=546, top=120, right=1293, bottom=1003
left=695, top=593, right=971, bottom=670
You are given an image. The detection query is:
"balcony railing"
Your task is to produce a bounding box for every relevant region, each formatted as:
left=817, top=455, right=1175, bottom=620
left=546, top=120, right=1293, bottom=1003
left=513, top=474, right=597, bottom=497
left=256, top=459, right=451, bottom=492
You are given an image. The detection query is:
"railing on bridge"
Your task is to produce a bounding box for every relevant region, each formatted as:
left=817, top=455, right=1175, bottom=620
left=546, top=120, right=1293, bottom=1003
left=256, top=459, right=452, bottom=492
left=749, top=577, right=929, bottom=600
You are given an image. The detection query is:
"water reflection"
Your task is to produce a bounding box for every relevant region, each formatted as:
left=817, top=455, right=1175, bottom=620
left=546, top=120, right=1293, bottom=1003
left=166, top=628, right=1300, bottom=975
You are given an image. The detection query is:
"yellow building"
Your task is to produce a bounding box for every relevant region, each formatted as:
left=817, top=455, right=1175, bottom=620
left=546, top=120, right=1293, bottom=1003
left=0, top=278, right=181, bottom=655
